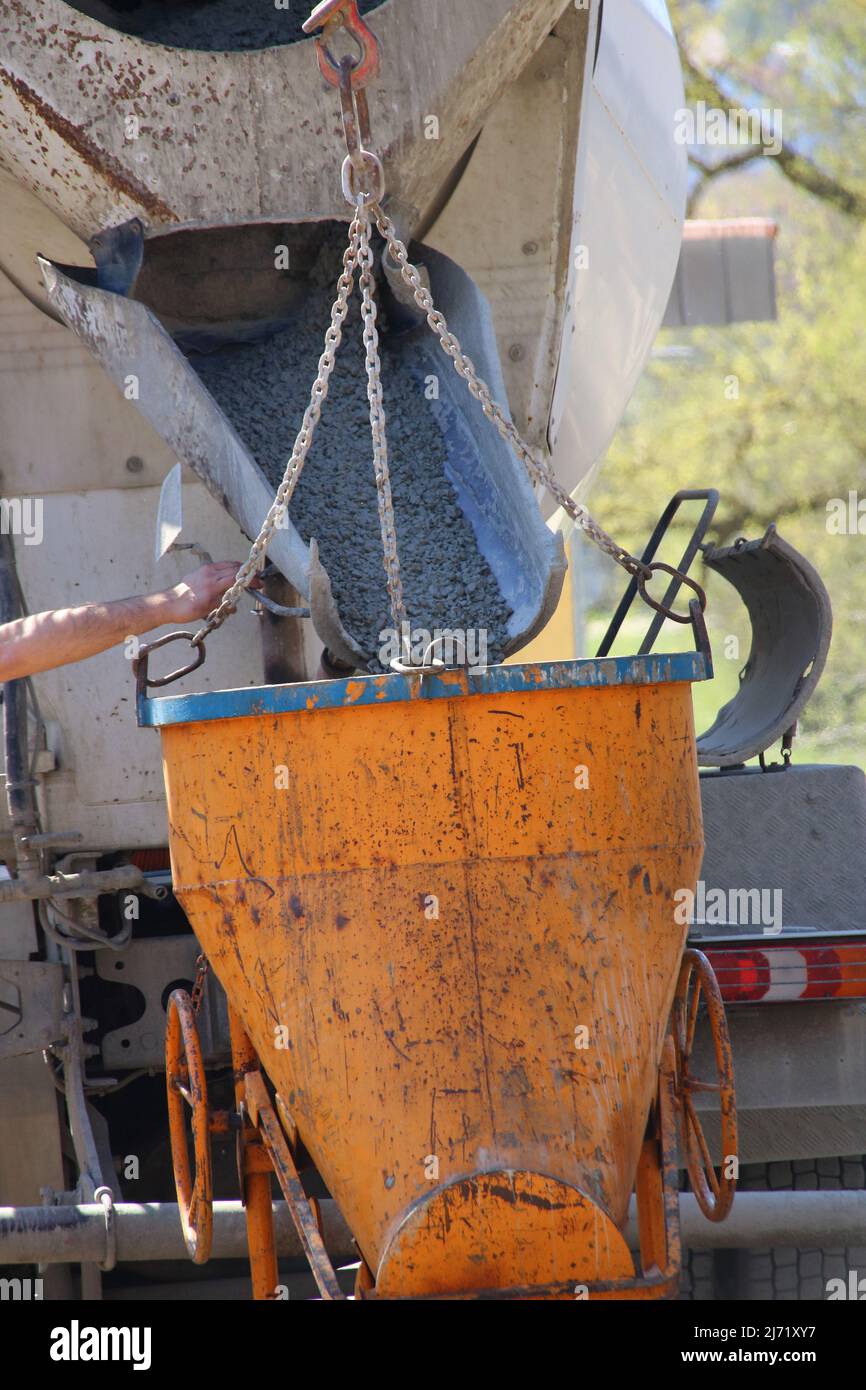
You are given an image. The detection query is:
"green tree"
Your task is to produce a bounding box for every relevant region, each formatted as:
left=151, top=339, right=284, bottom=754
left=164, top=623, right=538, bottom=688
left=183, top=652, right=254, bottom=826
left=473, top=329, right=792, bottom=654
left=587, top=1, right=866, bottom=763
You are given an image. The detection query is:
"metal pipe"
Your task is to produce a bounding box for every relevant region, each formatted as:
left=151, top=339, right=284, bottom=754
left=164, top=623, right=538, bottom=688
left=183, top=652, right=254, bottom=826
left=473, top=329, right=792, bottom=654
left=258, top=570, right=309, bottom=685
left=0, top=1200, right=356, bottom=1267
left=2, top=1192, right=864, bottom=1269
left=626, top=1190, right=866, bottom=1251
left=57, top=1007, right=114, bottom=1204
left=0, top=532, right=40, bottom=880
left=228, top=1009, right=279, bottom=1299
left=0, top=865, right=165, bottom=904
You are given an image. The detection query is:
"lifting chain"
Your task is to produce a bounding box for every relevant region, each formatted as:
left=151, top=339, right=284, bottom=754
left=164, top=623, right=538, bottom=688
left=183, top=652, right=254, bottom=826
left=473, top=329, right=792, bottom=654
left=197, top=217, right=365, bottom=641
left=357, top=200, right=408, bottom=630
left=188, top=0, right=705, bottom=657
left=190, top=951, right=209, bottom=1016
left=367, top=199, right=655, bottom=585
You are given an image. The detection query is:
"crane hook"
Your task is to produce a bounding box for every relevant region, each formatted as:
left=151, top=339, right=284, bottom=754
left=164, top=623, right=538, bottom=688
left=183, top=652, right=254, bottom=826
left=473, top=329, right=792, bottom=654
left=303, top=0, right=380, bottom=89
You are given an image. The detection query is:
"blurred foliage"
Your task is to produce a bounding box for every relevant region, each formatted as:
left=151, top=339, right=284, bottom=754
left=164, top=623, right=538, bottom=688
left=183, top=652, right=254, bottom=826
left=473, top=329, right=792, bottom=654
left=673, top=0, right=866, bottom=191
left=585, top=0, right=866, bottom=766
left=674, top=0, right=866, bottom=215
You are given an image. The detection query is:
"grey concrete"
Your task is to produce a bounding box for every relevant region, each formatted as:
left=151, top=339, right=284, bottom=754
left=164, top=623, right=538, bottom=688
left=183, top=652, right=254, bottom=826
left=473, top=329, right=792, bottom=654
left=192, top=237, right=513, bottom=667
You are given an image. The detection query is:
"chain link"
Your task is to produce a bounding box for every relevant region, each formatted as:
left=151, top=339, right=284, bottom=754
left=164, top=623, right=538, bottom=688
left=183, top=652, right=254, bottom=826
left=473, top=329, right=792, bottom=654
left=194, top=210, right=365, bottom=641
left=190, top=952, right=208, bottom=1016
left=369, top=202, right=652, bottom=584
left=194, top=175, right=654, bottom=647
left=357, top=201, right=407, bottom=633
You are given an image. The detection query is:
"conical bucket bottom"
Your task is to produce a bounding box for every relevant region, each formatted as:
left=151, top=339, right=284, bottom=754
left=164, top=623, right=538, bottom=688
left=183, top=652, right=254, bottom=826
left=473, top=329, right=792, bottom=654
left=151, top=659, right=706, bottom=1289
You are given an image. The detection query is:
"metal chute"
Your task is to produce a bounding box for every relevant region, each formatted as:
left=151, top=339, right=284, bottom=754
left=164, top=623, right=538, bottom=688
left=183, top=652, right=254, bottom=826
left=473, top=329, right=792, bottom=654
left=39, top=244, right=565, bottom=667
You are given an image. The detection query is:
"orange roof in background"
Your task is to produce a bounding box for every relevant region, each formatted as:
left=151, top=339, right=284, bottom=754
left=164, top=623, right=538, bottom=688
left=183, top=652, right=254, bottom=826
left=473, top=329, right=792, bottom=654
left=683, top=217, right=779, bottom=240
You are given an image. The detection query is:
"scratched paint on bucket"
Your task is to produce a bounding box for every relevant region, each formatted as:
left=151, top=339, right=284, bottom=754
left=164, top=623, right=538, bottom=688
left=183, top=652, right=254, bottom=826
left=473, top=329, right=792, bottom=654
left=155, top=659, right=705, bottom=1292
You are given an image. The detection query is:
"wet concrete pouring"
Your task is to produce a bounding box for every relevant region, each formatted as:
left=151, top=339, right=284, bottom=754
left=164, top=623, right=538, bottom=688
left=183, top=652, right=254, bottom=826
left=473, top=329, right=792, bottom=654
left=188, top=240, right=512, bottom=669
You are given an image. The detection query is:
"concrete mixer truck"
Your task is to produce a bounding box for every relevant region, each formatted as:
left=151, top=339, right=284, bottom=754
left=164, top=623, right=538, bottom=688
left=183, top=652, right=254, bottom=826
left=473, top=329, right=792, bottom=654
left=0, top=0, right=863, bottom=1303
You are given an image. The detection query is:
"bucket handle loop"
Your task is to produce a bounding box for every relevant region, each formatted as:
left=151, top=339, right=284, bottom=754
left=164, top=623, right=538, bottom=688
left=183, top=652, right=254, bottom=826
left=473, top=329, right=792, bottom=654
left=636, top=563, right=707, bottom=624
left=133, top=629, right=207, bottom=695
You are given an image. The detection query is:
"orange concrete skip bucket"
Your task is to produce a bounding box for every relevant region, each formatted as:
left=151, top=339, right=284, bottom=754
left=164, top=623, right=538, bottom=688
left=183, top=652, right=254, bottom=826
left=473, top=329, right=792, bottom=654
left=138, top=648, right=714, bottom=1298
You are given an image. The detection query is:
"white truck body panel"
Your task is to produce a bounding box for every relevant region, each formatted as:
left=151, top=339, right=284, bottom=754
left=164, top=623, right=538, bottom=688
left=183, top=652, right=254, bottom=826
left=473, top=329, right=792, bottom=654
left=549, top=0, right=687, bottom=501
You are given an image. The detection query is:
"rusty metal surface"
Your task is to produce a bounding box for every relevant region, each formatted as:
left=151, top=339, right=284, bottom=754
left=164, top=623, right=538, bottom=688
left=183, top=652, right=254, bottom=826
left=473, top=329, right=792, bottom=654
left=160, top=668, right=705, bottom=1292
left=228, top=1011, right=279, bottom=1300
left=673, top=948, right=738, bottom=1222
left=138, top=650, right=712, bottom=726
left=360, top=1273, right=680, bottom=1300
left=0, top=0, right=598, bottom=468
left=371, top=1038, right=684, bottom=1298
left=375, top=1171, right=636, bottom=1297
left=165, top=988, right=213, bottom=1263
left=304, top=0, right=381, bottom=89
left=0, top=0, right=572, bottom=242
left=244, top=1069, right=345, bottom=1301
left=635, top=1037, right=681, bottom=1282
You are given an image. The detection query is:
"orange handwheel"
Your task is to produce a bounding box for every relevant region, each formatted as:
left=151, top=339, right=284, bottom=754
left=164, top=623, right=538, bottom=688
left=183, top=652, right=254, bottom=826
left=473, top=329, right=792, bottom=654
left=672, top=949, right=737, bottom=1222
left=165, top=988, right=213, bottom=1262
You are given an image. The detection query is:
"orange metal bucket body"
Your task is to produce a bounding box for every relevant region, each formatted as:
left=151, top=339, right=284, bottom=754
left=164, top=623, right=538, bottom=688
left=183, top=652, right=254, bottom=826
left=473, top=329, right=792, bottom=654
left=143, top=654, right=707, bottom=1293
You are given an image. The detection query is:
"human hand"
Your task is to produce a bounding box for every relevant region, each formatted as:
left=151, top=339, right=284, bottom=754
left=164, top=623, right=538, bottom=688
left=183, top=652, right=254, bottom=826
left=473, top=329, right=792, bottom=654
left=166, top=561, right=259, bottom=623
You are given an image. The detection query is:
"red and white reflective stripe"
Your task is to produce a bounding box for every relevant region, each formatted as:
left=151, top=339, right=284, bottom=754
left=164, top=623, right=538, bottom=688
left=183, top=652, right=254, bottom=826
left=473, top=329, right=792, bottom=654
left=704, top=942, right=866, bottom=1004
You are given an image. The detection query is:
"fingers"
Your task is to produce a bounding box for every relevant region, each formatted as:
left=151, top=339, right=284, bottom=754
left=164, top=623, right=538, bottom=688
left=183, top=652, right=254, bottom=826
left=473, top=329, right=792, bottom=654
left=179, top=561, right=264, bottom=605
left=203, top=562, right=241, bottom=578
left=182, top=560, right=237, bottom=586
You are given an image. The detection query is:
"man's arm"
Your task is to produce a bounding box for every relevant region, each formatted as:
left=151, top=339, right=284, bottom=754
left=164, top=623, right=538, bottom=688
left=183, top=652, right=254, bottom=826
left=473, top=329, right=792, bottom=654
left=0, top=562, right=247, bottom=683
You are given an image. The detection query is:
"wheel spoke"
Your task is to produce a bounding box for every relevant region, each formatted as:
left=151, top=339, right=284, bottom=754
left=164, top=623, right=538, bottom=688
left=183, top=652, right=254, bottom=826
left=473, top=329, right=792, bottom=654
left=684, top=1075, right=720, bottom=1094
left=685, top=975, right=701, bottom=1054
left=165, top=988, right=213, bottom=1264
left=673, top=948, right=738, bottom=1222
left=684, top=1093, right=719, bottom=1196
